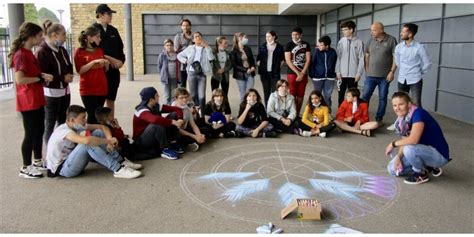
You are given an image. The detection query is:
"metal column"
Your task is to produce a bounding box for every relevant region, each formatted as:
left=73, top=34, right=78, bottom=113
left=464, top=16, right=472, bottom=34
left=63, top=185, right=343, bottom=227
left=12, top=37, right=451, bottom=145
left=124, top=4, right=134, bottom=81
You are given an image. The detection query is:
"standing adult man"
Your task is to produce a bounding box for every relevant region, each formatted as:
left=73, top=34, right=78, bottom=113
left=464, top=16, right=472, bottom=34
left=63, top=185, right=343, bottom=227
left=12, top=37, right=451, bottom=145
left=285, top=26, right=311, bottom=116
left=93, top=4, right=125, bottom=118
left=394, top=23, right=432, bottom=108
left=174, top=19, right=193, bottom=89
left=362, top=22, right=398, bottom=125
left=335, top=20, right=364, bottom=107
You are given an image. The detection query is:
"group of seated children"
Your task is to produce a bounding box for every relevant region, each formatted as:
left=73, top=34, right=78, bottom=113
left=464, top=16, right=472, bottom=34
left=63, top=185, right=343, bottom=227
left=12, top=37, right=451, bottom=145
left=45, top=82, right=380, bottom=180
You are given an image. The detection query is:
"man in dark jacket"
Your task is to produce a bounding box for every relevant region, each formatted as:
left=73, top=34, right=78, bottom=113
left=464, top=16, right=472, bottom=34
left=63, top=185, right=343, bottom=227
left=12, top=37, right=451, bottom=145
left=309, top=35, right=337, bottom=113
left=93, top=4, right=125, bottom=118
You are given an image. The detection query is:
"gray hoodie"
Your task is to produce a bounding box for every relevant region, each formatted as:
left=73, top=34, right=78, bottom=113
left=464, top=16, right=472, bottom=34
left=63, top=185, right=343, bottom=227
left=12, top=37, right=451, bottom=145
left=267, top=91, right=297, bottom=121
left=335, top=36, right=365, bottom=78
left=177, top=45, right=215, bottom=76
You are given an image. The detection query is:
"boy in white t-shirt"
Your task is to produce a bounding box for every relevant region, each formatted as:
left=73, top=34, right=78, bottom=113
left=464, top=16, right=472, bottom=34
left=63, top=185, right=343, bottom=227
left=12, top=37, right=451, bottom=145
left=46, top=105, right=142, bottom=179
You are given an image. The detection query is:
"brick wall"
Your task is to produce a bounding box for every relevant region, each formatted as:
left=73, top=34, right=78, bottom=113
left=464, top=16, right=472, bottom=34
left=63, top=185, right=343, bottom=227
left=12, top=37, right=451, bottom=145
left=70, top=3, right=278, bottom=75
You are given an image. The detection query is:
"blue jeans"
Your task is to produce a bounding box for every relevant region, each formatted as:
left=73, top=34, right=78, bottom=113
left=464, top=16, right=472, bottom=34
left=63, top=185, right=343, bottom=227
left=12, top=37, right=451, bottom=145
left=161, top=80, right=177, bottom=105
left=362, top=76, right=390, bottom=120
left=387, top=144, right=449, bottom=176
left=398, top=79, right=423, bottom=108
left=59, top=130, right=123, bottom=177
left=312, top=79, right=335, bottom=112
left=187, top=71, right=207, bottom=108
left=236, top=123, right=273, bottom=137
left=236, top=74, right=255, bottom=102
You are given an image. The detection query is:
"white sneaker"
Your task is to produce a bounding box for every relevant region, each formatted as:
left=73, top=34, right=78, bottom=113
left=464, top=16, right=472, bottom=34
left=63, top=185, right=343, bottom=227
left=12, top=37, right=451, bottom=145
left=187, top=142, right=199, bottom=152
left=114, top=166, right=141, bottom=179
left=301, top=131, right=312, bottom=137
left=32, top=159, right=47, bottom=171
left=318, top=132, right=327, bottom=138
left=19, top=165, right=43, bottom=179
left=122, top=158, right=142, bottom=170
left=387, top=123, right=396, bottom=131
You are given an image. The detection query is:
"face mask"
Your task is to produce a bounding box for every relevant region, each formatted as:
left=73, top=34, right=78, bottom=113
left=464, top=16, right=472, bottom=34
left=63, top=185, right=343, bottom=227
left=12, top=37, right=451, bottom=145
left=215, top=100, right=223, bottom=106
left=312, top=102, right=321, bottom=107
left=247, top=100, right=257, bottom=106
left=219, top=47, right=226, bottom=51
left=90, top=42, right=98, bottom=48
left=73, top=123, right=86, bottom=132
left=241, top=38, right=249, bottom=46
left=278, top=90, right=287, bottom=97
left=105, top=121, right=112, bottom=126
left=54, top=39, right=64, bottom=47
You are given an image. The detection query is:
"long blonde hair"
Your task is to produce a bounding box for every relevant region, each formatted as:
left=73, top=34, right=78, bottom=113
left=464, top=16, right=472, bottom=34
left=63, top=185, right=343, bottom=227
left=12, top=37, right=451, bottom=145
left=232, top=32, right=246, bottom=51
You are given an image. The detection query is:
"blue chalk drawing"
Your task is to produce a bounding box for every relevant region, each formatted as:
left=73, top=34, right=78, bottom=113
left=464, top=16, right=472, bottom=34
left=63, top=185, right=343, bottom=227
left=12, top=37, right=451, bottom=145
left=200, top=172, right=256, bottom=180
left=278, top=182, right=310, bottom=206
left=223, top=179, right=270, bottom=202
left=317, top=171, right=369, bottom=178
left=309, top=179, right=363, bottom=200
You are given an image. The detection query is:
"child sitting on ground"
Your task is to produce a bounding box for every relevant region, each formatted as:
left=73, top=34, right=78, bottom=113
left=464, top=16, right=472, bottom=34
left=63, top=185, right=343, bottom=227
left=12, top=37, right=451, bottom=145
left=236, top=88, right=276, bottom=138
left=299, top=90, right=336, bottom=138
left=95, top=107, right=134, bottom=160
left=171, top=87, right=207, bottom=152
left=46, top=105, right=142, bottom=179
left=203, top=88, right=239, bottom=138
left=334, top=88, right=379, bottom=136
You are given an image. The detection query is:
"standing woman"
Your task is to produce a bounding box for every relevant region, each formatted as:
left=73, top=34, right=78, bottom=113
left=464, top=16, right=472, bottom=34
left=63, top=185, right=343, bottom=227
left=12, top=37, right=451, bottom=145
left=256, top=30, right=285, bottom=106
left=230, top=32, right=256, bottom=102
left=74, top=26, right=109, bottom=124
left=9, top=22, right=54, bottom=178
left=177, top=31, right=214, bottom=109
left=211, top=36, right=233, bottom=97
left=36, top=23, right=73, bottom=143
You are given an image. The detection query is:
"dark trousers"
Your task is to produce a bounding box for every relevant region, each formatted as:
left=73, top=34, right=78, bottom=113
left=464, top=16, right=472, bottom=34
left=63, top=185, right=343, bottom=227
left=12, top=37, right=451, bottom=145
left=261, top=72, right=280, bottom=107
left=179, top=70, right=188, bottom=88
left=298, top=121, right=336, bottom=134
left=133, top=113, right=179, bottom=160
left=205, top=121, right=236, bottom=138
left=106, top=68, right=121, bottom=101
left=398, top=80, right=423, bottom=108
left=211, top=76, right=230, bottom=98
left=44, top=95, right=70, bottom=143
left=338, top=77, right=358, bottom=107
left=81, top=95, right=106, bottom=124
left=268, top=117, right=297, bottom=134
left=21, top=108, right=45, bottom=166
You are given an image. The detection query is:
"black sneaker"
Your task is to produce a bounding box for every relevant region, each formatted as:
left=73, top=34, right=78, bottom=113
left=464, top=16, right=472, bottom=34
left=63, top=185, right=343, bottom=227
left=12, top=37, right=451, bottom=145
left=426, top=167, right=443, bottom=177
left=404, top=172, right=430, bottom=185
left=262, top=131, right=277, bottom=138
left=170, top=143, right=184, bottom=154
left=224, top=131, right=237, bottom=138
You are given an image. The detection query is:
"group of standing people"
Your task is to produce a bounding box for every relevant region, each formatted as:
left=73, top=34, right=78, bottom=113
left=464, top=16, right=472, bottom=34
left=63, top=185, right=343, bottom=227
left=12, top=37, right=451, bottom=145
left=9, top=5, right=449, bottom=185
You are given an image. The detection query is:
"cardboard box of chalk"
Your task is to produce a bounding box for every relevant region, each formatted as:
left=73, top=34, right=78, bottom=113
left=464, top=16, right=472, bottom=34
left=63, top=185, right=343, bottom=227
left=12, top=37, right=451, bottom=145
left=280, top=198, right=322, bottom=220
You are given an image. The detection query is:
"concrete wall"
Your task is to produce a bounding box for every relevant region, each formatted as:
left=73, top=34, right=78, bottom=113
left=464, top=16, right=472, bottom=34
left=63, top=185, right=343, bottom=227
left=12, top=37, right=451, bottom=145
left=70, top=4, right=278, bottom=75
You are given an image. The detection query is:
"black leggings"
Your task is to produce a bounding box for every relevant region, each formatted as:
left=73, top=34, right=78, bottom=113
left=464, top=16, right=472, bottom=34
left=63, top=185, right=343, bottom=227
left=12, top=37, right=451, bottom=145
left=81, top=95, right=106, bottom=124
left=211, top=75, right=229, bottom=97
left=44, top=95, right=70, bottom=143
left=298, top=121, right=336, bottom=134
left=205, top=121, right=236, bottom=138
left=21, top=108, right=45, bottom=166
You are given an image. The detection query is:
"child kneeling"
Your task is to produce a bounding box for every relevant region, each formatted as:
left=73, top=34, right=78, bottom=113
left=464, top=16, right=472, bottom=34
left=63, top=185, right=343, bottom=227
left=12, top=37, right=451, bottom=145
left=46, top=105, right=142, bottom=179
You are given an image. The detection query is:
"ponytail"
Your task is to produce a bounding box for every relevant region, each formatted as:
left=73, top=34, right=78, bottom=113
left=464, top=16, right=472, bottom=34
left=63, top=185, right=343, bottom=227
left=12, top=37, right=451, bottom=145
left=78, top=26, right=100, bottom=49
left=8, top=22, right=43, bottom=67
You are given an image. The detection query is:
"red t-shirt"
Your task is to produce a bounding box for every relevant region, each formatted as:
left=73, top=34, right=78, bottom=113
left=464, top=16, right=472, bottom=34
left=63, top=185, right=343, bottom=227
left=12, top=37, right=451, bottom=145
left=12, top=48, right=46, bottom=112
left=74, top=48, right=108, bottom=96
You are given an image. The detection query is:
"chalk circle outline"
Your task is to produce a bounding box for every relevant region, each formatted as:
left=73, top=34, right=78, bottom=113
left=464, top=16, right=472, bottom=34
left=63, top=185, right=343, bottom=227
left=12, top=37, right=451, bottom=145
left=180, top=142, right=400, bottom=225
